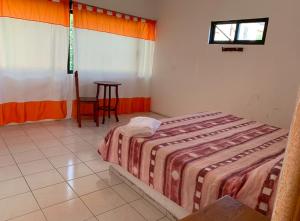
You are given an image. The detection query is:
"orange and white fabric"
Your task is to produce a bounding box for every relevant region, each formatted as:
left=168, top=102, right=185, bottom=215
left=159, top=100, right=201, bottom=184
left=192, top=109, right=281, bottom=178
left=0, top=0, right=70, bottom=126
left=73, top=3, right=156, bottom=115
left=0, top=0, right=156, bottom=126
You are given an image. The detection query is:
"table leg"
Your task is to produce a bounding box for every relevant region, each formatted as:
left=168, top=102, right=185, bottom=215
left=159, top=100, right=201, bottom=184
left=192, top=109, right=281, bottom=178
left=102, top=85, right=107, bottom=124
left=108, top=86, right=111, bottom=119
left=115, top=85, right=119, bottom=122
left=96, top=85, right=100, bottom=99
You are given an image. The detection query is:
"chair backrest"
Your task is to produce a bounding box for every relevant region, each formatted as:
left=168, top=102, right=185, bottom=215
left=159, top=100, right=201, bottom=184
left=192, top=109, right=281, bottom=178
left=74, top=71, right=80, bottom=101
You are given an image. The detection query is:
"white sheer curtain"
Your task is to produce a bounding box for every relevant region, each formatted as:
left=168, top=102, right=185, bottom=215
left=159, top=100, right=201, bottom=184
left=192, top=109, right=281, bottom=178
left=0, top=18, right=70, bottom=103
left=74, top=29, right=155, bottom=99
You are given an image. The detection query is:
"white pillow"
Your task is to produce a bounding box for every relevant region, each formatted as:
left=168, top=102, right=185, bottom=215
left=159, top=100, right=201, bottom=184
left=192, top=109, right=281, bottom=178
left=121, top=117, right=162, bottom=137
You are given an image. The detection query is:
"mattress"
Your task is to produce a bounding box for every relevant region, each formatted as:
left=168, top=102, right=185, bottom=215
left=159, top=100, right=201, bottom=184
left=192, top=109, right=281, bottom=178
left=99, top=112, right=288, bottom=217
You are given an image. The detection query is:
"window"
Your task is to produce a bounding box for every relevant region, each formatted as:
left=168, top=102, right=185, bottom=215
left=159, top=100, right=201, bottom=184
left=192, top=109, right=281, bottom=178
left=209, top=18, right=269, bottom=45
left=68, top=1, right=74, bottom=74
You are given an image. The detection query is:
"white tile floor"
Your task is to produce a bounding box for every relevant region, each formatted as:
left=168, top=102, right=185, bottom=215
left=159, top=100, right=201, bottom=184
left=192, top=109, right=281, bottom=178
left=0, top=113, right=170, bottom=221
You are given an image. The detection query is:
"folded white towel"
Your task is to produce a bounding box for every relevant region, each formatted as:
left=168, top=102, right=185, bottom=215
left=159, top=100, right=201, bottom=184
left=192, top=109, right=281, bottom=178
left=121, top=117, right=161, bottom=137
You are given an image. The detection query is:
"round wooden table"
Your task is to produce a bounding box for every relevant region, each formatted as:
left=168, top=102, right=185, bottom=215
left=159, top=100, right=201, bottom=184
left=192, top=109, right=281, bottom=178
left=94, top=81, right=121, bottom=124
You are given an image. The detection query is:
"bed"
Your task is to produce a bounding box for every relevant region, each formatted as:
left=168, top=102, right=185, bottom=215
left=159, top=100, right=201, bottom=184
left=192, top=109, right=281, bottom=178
left=99, top=112, right=288, bottom=218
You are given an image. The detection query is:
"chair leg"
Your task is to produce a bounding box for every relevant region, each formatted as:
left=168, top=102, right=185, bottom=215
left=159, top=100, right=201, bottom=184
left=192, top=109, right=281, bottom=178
left=93, top=103, right=97, bottom=123
left=115, top=86, right=119, bottom=122
left=93, top=103, right=99, bottom=127
left=108, top=86, right=111, bottom=119
left=114, top=110, right=119, bottom=122
left=77, top=102, right=82, bottom=128
left=95, top=103, right=99, bottom=127
left=102, top=86, right=107, bottom=124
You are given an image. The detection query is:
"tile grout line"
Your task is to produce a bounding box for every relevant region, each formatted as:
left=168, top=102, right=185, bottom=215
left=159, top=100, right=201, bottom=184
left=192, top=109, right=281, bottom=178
left=24, top=121, right=100, bottom=220
left=0, top=115, right=164, bottom=220
left=43, top=123, right=109, bottom=220
left=17, top=127, right=74, bottom=221
left=22, top=125, right=100, bottom=220
left=5, top=209, right=43, bottom=221
left=46, top=121, right=145, bottom=220
left=2, top=132, right=49, bottom=221
left=25, top=128, right=91, bottom=220
left=0, top=123, right=104, bottom=220
left=128, top=198, right=165, bottom=221
left=108, top=170, right=170, bottom=221
left=0, top=124, right=101, bottom=220
left=107, top=185, right=150, bottom=221
left=2, top=155, right=111, bottom=196
left=97, top=176, right=167, bottom=221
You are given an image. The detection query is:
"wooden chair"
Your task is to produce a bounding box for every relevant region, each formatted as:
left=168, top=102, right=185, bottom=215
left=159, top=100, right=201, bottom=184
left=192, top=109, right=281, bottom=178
left=74, top=71, right=99, bottom=127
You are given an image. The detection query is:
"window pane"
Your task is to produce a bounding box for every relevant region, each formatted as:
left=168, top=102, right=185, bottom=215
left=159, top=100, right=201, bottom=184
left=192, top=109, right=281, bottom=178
left=214, top=23, right=237, bottom=42
left=237, top=22, right=266, bottom=41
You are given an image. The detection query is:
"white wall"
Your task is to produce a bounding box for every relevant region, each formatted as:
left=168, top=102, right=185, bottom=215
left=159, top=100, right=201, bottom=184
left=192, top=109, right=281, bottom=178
left=152, top=0, right=300, bottom=128
left=77, top=0, right=158, bottom=19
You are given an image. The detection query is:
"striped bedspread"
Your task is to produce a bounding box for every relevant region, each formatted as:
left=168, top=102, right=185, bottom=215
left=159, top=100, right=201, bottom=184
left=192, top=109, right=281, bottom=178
left=99, top=112, right=288, bottom=217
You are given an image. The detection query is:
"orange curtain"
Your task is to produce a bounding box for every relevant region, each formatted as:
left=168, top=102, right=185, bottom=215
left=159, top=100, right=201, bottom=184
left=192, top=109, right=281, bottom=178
left=0, top=0, right=69, bottom=126
left=72, top=98, right=151, bottom=118
left=0, top=0, right=69, bottom=26
left=73, top=2, right=156, bottom=41
left=0, top=101, right=67, bottom=126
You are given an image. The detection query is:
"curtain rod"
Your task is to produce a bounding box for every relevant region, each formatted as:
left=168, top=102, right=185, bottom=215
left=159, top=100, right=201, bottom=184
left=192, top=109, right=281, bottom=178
left=72, top=0, right=156, bottom=22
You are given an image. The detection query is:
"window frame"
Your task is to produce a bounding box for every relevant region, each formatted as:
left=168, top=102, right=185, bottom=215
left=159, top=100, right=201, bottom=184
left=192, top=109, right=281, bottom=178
left=209, top=18, right=269, bottom=45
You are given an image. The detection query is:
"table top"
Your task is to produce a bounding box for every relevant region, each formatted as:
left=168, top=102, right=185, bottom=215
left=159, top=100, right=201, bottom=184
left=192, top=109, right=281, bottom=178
left=180, top=196, right=269, bottom=221
left=94, top=81, right=121, bottom=86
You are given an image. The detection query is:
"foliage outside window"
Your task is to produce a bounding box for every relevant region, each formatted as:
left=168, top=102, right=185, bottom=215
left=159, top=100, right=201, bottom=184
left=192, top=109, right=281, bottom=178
left=68, top=9, right=74, bottom=73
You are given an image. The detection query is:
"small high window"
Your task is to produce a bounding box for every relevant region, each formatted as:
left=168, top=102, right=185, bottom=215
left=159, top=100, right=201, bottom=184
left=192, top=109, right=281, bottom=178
left=209, top=18, right=269, bottom=45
